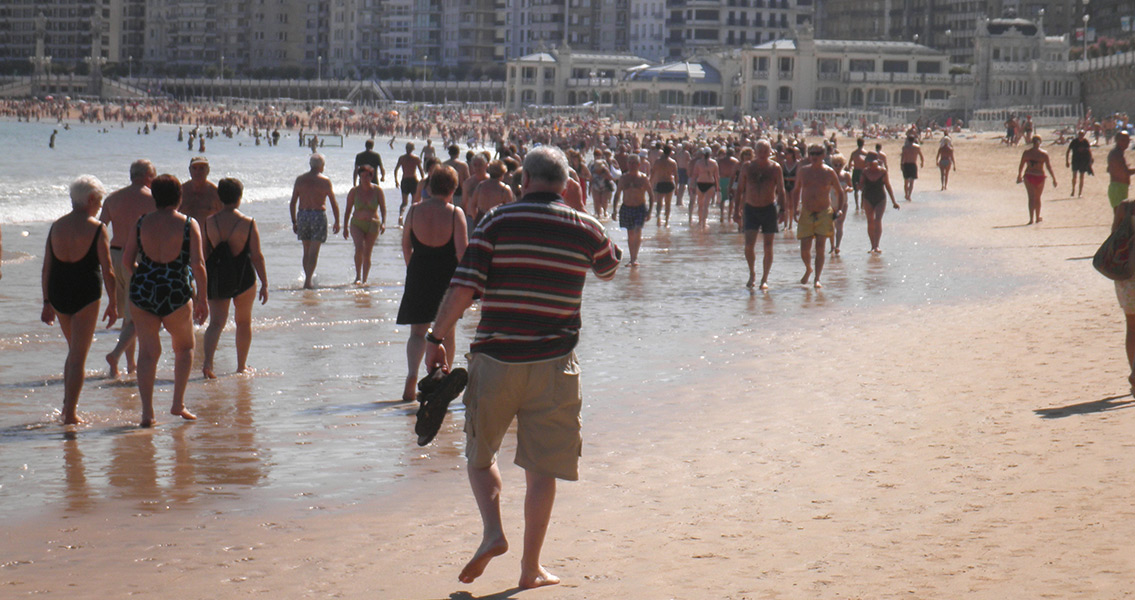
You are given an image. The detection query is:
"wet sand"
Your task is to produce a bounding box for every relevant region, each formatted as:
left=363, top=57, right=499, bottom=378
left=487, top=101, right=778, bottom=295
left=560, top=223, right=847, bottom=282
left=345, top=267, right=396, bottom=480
left=3, top=133, right=1134, bottom=598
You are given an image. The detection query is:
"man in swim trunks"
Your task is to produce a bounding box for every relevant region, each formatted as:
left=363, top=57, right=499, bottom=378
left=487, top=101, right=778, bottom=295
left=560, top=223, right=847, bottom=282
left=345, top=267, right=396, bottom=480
left=734, top=139, right=786, bottom=290
left=613, top=154, right=654, bottom=265
left=1107, top=131, right=1133, bottom=209
left=793, top=144, right=846, bottom=288
left=99, top=158, right=156, bottom=377
left=289, top=153, right=340, bottom=289
left=649, top=145, right=677, bottom=226
left=394, top=142, right=423, bottom=225
left=899, top=135, right=924, bottom=201
left=1066, top=130, right=1093, bottom=198
left=445, top=144, right=471, bottom=210
left=848, top=137, right=868, bottom=211
left=181, top=156, right=221, bottom=224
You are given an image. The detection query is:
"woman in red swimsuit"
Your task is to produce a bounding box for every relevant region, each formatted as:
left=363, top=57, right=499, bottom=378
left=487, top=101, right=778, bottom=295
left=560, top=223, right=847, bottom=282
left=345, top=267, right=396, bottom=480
left=1016, top=135, right=1058, bottom=224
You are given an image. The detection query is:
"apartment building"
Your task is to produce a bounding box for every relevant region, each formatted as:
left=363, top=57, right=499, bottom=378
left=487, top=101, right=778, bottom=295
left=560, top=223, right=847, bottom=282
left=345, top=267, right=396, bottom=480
left=0, top=0, right=145, bottom=72
left=665, top=0, right=815, bottom=60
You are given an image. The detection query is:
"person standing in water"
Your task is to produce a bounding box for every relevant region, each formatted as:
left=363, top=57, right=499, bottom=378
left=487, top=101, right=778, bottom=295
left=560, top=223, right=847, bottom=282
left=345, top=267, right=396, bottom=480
left=289, top=153, right=340, bottom=289
left=41, top=175, right=118, bottom=424
left=733, top=139, right=785, bottom=290
left=793, top=144, right=845, bottom=288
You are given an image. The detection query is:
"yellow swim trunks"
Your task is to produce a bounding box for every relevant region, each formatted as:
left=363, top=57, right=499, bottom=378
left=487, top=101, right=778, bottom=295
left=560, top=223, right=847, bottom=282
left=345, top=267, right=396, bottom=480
left=797, top=207, right=835, bottom=239
left=1109, top=182, right=1129, bottom=209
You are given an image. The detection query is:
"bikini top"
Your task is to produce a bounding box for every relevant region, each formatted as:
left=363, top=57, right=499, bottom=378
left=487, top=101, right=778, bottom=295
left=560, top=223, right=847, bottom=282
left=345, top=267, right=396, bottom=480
left=354, top=188, right=380, bottom=213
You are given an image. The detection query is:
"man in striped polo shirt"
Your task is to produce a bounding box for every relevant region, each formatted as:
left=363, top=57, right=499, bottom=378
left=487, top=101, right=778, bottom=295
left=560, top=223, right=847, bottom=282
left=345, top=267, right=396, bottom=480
left=425, top=145, right=621, bottom=589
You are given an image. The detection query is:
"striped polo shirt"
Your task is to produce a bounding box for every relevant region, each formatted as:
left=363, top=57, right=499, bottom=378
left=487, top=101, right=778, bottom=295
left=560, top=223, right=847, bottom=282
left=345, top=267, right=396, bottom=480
left=450, top=191, right=621, bottom=363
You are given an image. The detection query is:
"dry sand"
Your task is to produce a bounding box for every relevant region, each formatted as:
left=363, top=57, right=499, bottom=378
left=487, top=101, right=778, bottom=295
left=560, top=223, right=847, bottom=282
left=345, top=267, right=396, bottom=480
left=4, top=132, right=1135, bottom=599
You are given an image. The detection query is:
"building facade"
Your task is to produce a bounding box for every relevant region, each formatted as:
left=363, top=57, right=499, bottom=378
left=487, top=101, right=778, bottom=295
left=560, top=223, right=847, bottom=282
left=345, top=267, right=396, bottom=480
left=505, top=45, right=648, bottom=109
left=0, top=0, right=145, bottom=73
left=972, top=11, right=1079, bottom=109
left=630, top=0, right=667, bottom=62
left=665, top=0, right=815, bottom=60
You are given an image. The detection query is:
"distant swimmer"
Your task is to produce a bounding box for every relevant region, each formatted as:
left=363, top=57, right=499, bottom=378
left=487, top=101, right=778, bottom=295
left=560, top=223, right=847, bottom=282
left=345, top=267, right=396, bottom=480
left=649, top=145, right=677, bottom=226
left=733, top=139, right=786, bottom=289
left=899, top=135, right=924, bottom=201
left=1066, top=129, right=1094, bottom=198
left=860, top=152, right=900, bottom=253
left=181, top=156, right=221, bottom=224
left=1016, top=135, right=1057, bottom=224
left=99, top=159, right=157, bottom=377
left=935, top=135, right=957, bottom=191
left=41, top=175, right=117, bottom=424
left=612, top=154, right=653, bottom=265
left=49, top=129, right=57, bottom=149
left=793, top=144, right=845, bottom=288
left=1107, top=131, right=1133, bottom=209
left=394, top=142, right=423, bottom=225
left=289, top=153, right=341, bottom=289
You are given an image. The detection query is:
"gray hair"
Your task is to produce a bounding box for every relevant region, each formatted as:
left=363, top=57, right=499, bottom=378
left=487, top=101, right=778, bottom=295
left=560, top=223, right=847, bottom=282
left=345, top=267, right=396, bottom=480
left=309, top=153, right=325, bottom=169
left=70, top=175, right=106, bottom=208
left=522, top=146, right=569, bottom=186
left=129, top=159, right=155, bottom=182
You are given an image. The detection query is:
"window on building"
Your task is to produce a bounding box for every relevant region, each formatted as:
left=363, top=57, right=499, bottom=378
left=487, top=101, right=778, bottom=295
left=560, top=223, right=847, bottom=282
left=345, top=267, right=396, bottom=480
left=882, top=60, right=908, bottom=73
left=778, top=56, right=792, bottom=73
left=915, top=61, right=941, bottom=74
left=849, top=58, right=874, bottom=72
left=817, top=58, right=840, bottom=74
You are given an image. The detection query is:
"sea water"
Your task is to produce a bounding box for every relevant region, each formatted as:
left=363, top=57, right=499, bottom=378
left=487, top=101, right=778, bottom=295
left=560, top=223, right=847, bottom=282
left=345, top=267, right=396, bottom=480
left=0, top=119, right=1012, bottom=519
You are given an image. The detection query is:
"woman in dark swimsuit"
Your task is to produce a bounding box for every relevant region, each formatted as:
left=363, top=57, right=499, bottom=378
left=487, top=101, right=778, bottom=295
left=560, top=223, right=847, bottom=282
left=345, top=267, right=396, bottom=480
left=860, top=153, right=900, bottom=253
left=123, top=174, right=208, bottom=427
left=202, top=178, right=268, bottom=379
left=780, top=147, right=799, bottom=231
left=396, top=165, right=468, bottom=402
left=41, top=175, right=118, bottom=425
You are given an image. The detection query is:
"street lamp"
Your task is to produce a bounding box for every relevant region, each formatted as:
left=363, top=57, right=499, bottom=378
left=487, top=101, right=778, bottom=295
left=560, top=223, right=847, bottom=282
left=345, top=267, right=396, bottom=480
left=219, top=54, right=224, bottom=80
left=1083, top=14, right=1091, bottom=61
left=944, top=29, right=952, bottom=64
left=317, top=55, right=322, bottom=80
left=421, top=54, right=427, bottom=102
left=128, top=55, right=133, bottom=78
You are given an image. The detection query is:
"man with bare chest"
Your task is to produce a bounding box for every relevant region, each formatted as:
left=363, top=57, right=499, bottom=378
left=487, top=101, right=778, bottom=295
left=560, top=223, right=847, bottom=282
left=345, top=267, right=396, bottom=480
left=733, top=140, right=786, bottom=290
left=613, top=154, right=654, bottom=265
left=181, top=156, right=221, bottom=223
left=793, top=144, right=846, bottom=288
left=649, top=145, right=678, bottom=226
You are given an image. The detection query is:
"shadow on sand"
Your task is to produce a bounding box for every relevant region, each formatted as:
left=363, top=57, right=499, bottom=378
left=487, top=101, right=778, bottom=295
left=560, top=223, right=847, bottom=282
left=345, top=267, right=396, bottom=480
left=446, top=588, right=524, bottom=600
left=1034, top=394, right=1135, bottom=419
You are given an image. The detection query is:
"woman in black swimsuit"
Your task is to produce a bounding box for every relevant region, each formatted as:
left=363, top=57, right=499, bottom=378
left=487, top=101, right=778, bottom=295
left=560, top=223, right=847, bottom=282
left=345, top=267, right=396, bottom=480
left=202, top=178, right=268, bottom=379
left=40, top=175, right=118, bottom=425
left=397, top=165, right=468, bottom=402
left=123, top=174, right=208, bottom=427
left=860, top=153, right=900, bottom=253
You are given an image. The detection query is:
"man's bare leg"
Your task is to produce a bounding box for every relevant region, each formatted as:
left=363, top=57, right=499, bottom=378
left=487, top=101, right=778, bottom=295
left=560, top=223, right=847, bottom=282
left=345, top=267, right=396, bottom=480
left=627, top=228, right=643, bottom=266
left=813, top=237, right=827, bottom=288
left=106, top=323, right=136, bottom=378
left=760, top=234, right=774, bottom=290
left=743, top=231, right=757, bottom=288
left=519, top=470, right=560, bottom=589
left=301, top=240, right=321, bottom=289
left=800, top=238, right=813, bottom=284
left=460, top=463, right=510, bottom=584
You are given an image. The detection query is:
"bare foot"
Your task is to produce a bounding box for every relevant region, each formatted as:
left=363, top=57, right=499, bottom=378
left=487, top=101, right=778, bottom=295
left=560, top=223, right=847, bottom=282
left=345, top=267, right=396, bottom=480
left=745, top=275, right=756, bottom=289
left=403, top=377, right=417, bottom=403
left=63, top=414, right=84, bottom=425
left=140, top=418, right=154, bottom=428
left=202, top=366, right=217, bottom=379
left=814, top=280, right=823, bottom=289
left=1036, top=216, right=1043, bottom=223
left=106, top=353, right=119, bottom=378
left=458, top=537, right=509, bottom=584
left=759, top=281, right=769, bottom=291
left=172, top=407, right=197, bottom=421
left=800, top=270, right=812, bottom=285
left=236, top=365, right=255, bottom=375
left=519, top=565, right=560, bottom=589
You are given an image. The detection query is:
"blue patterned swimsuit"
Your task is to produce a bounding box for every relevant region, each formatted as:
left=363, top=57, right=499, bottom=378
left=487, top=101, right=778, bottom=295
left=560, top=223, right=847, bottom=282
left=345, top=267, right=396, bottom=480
left=130, top=219, right=194, bottom=317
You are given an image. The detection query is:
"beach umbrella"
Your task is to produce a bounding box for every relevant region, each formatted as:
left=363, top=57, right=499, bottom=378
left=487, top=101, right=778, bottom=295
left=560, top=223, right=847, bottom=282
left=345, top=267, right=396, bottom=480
left=45, top=95, right=54, bottom=100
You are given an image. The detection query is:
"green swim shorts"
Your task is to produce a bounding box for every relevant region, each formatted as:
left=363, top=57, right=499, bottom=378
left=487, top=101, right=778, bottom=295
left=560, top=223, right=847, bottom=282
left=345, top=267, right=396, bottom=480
left=1109, top=182, right=1129, bottom=209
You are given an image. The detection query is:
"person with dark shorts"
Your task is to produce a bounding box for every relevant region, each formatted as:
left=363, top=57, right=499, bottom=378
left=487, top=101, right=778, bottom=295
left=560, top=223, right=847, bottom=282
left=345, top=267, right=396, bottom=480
left=899, top=135, right=924, bottom=201
left=733, top=140, right=786, bottom=290
left=394, top=142, right=423, bottom=225
left=649, top=145, right=678, bottom=226
left=613, top=154, right=653, bottom=265
left=1066, top=130, right=1094, bottom=198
